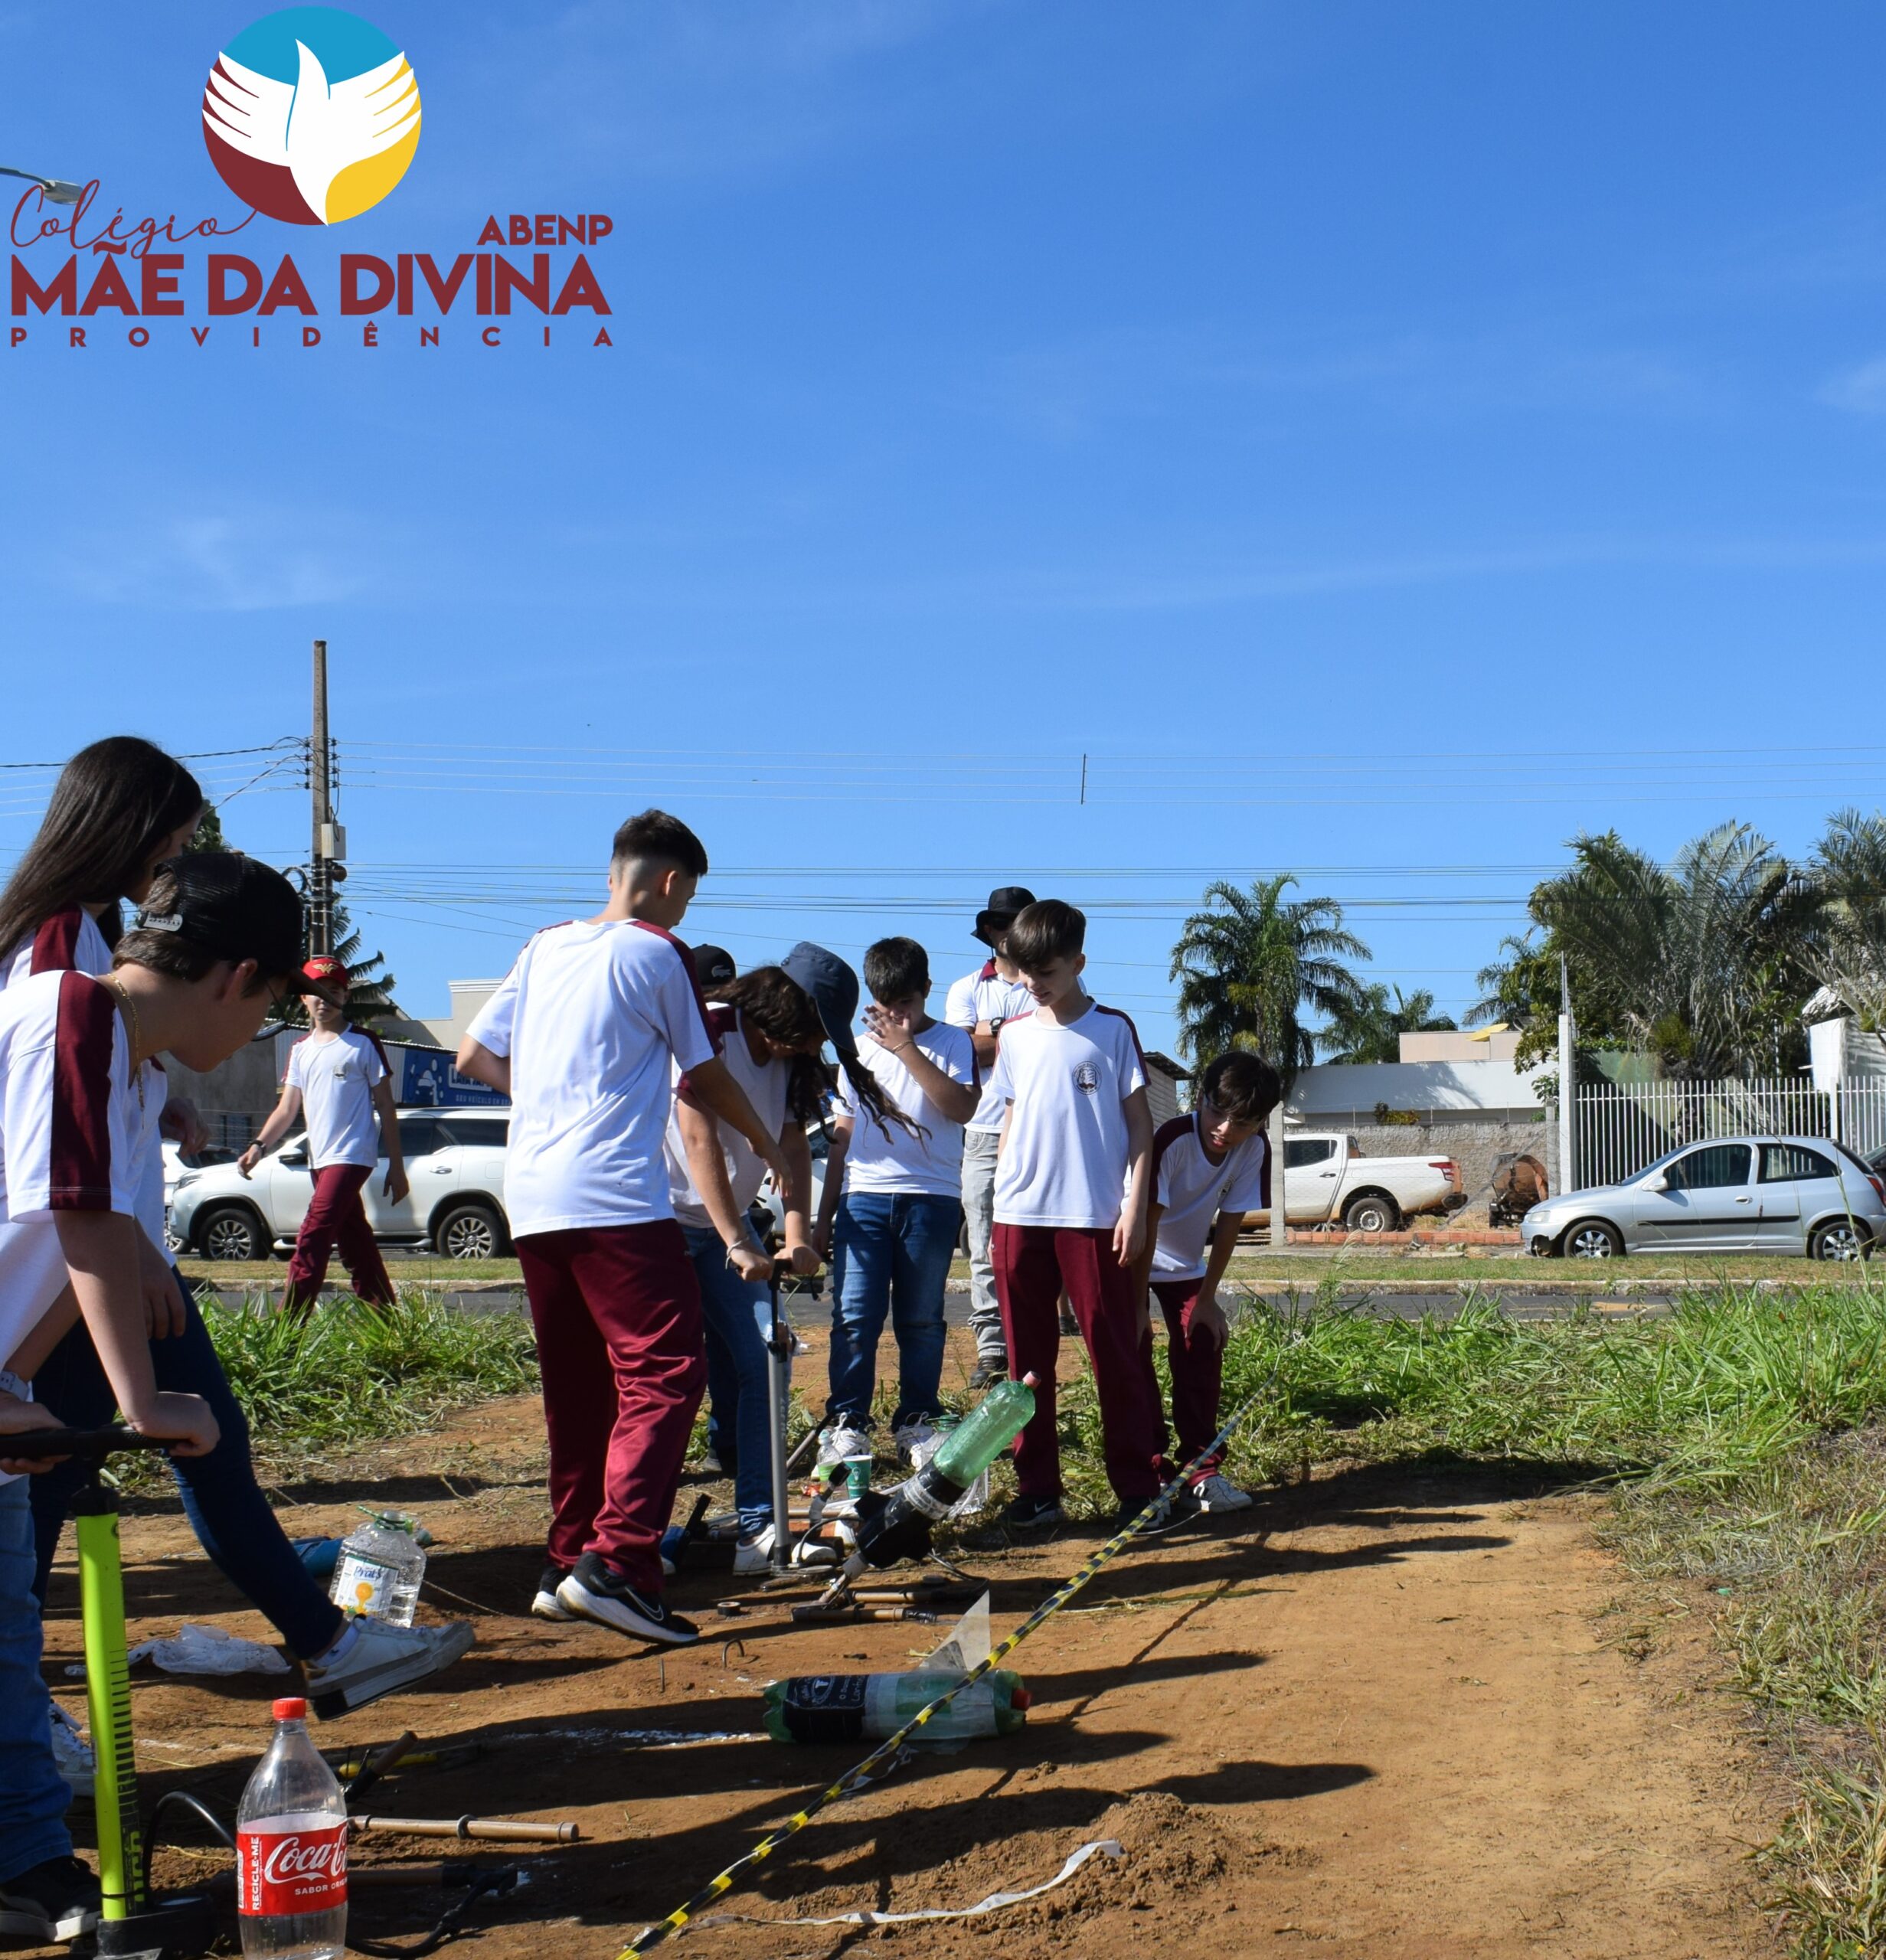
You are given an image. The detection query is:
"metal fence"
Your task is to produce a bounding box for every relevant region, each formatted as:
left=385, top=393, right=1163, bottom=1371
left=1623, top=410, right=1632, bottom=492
left=1574, top=1077, right=1886, bottom=1188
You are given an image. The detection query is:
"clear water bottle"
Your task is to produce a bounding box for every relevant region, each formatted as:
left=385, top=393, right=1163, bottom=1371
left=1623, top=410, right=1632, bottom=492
left=237, top=1697, right=348, bottom=1959
left=330, top=1511, right=423, bottom=1625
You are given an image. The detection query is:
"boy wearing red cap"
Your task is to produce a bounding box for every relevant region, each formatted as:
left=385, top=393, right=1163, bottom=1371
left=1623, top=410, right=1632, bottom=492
left=240, top=958, right=407, bottom=1312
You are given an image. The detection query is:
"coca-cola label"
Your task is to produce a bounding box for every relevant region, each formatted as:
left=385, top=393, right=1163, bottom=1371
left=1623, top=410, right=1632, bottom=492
left=237, top=1821, right=349, bottom=1916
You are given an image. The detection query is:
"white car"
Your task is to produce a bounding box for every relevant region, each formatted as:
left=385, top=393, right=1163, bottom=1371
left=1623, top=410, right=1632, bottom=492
left=169, top=1108, right=513, bottom=1262
left=1249, top=1131, right=1466, bottom=1235
left=160, top=1141, right=238, bottom=1253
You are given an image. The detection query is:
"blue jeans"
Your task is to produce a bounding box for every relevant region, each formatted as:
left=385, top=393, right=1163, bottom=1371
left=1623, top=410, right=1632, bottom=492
left=28, top=1279, right=345, bottom=1661
left=0, top=1478, right=70, bottom=1885
left=826, top=1191, right=957, bottom=1431
left=682, top=1226, right=781, bottom=1540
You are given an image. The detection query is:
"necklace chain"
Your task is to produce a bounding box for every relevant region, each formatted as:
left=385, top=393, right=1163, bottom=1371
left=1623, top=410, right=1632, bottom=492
left=103, top=976, right=147, bottom=1106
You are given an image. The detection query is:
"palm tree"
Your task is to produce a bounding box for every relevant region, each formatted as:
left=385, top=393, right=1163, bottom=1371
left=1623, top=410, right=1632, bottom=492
left=1319, top=983, right=1456, bottom=1064
left=1169, top=876, right=1371, bottom=1086
left=1806, top=808, right=1886, bottom=1031
left=1528, top=823, right=1819, bottom=1079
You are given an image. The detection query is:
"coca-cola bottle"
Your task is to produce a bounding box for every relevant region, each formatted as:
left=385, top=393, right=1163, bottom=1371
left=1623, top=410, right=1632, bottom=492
left=236, top=1697, right=348, bottom=1959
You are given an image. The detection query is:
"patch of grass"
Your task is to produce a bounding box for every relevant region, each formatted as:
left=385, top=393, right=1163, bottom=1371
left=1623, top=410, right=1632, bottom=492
left=199, top=1291, right=538, bottom=1473
left=1126, top=1284, right=1886, bottom=1496
left=181, top=1258, right=521, bottom=1287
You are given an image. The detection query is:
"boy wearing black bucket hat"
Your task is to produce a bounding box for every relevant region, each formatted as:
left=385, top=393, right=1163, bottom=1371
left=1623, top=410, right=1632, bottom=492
left=944, top=887, right=1035, bottom=1388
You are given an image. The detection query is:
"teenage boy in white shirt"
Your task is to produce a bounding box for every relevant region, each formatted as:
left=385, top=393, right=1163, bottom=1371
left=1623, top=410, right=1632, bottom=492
left=0, top=856, right=472, bottom=1945
left=240, top=956, right=406, bottom=1314
left=987, top=900, right=1165, bottom=1534
left=1138, top=1051, right=1280, bottom=1515
left=815, top=937, right=978, bottom=1455
left=456, top=811, right=786, bottom=1647
left=944, top=886, right=1035, bottom=1389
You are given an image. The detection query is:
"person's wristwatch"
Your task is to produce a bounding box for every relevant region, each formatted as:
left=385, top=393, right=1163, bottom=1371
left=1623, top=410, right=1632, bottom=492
left=987, top=1015, right=1006, bottom=1040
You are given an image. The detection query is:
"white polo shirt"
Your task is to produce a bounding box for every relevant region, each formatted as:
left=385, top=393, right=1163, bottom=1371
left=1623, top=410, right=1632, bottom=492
left=0, top=969, right=145, bottom=1384
left=469, top=918, right=717, bottom=1237
left=837, top=1023, right=978, bottom=1200
left=285, top=1029, right=387, bottom=1170
left=944, top=961, right=1034, bottom=1134
left=3, top=906, right=168, bottom=1253
left=1149, top=1114, right=1268, bottom=1282
left=4, top=906, right=112, bottom=989
left=988, top=1001, right=1147, bottom=1230
left=666, top=1005, right=790, bottom=1231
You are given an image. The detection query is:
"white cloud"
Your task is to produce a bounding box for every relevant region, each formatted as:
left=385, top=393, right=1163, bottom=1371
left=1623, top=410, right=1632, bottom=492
left=969, top=323, right=1721, bottom=443
left=480, top=0, right=975, bottom=182
left=1819, top=354, right=1886, bottom=415
left=55, top=512, right=372, bottom=612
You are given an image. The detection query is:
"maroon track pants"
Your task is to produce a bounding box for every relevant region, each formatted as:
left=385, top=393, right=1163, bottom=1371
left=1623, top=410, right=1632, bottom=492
left=992, top=1223, right=1165, bottom=1504
left=515, top=1220, right=706, bottom=1592
left=1149, top=1278, right=1226, bottom=1477
left=280, top=1162, right=395, bottom=1313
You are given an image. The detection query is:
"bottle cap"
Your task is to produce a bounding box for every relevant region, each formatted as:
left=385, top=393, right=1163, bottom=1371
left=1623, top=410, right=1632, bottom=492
left=272, top=1697, right=309, bottom=1720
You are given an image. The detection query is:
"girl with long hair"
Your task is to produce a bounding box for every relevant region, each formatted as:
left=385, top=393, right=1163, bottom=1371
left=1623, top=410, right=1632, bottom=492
left=1, top=737, right=470, bottom=1721
left=658, top=946, right=912, bottom=1577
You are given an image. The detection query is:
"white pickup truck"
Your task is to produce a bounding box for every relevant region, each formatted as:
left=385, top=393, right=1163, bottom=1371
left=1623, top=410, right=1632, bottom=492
left=1242, top=1132, right=1464, bottom=1235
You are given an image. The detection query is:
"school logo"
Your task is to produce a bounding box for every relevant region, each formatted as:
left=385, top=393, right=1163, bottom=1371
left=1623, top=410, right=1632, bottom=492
left=202, top=6, right=421, bottom=226
left=1073, top=1061, right=1100, bottom=1096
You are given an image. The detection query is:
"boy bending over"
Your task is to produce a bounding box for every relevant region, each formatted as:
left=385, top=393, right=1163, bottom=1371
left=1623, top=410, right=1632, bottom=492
left=1140, top=1051, right=1280, bottom=1514
left=0, top=854, right=322, bottom=1945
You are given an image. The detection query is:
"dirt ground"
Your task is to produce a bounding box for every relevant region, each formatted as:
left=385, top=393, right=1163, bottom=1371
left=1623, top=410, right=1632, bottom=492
left=28, top=1325, right=1778, bottom=1960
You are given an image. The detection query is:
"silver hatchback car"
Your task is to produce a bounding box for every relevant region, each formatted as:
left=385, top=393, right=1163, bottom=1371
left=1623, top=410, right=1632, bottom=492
left=1523, top=1135, right=1886, bottom=1261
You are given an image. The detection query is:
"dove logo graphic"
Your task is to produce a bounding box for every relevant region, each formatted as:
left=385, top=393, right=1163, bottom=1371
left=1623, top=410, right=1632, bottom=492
left=202, top=6, right=420, bottom=226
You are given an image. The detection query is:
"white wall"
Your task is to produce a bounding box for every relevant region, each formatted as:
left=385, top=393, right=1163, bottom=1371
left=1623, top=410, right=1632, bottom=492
left=1291, top=1056, right=1545, bottom=1123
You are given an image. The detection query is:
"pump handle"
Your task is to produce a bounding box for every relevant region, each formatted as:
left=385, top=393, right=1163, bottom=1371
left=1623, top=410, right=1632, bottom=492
left=0, top=1423, right=173, bottom=1462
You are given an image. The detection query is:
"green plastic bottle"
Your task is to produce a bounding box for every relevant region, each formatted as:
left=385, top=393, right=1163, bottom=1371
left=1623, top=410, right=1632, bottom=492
left=932, top=1377, right=1036, bottom=1487
left=763, top=1669, right=1031, bottom=1745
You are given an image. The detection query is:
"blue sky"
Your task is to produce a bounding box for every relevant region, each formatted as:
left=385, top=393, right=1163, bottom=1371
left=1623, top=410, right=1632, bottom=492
left=6, top=2, right=1886, bottom=1053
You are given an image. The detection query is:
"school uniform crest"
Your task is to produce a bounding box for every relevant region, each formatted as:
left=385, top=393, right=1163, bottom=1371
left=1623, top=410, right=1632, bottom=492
left=1073, top=1061, right=1100, bottom=1096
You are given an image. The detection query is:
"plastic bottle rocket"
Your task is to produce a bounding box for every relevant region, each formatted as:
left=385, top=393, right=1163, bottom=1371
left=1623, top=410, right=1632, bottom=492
left=764, top=1669, right=1030, bottom=1744
left=836, top=1376, right=1035, bottom=1577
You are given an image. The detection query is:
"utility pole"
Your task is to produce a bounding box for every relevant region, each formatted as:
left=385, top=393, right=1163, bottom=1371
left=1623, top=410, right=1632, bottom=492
left=309, top=638, right=340, bottom=956
left=1270, top=1021, right=1289, bottom=1250
left=1558, top=952, right=1575, bottom=1196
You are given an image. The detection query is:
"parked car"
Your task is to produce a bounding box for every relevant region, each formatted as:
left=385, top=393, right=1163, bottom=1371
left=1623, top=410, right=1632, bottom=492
left=160, top=1141, right=237, bottom=1252
left=170, top=1108, right=513, bottom=1262
left=1240, top=1132, right=1465, bottom=1236
left=757, top=1125, right=829, bottom=1255
left=1522, top=1135, right=1886, bottom=1260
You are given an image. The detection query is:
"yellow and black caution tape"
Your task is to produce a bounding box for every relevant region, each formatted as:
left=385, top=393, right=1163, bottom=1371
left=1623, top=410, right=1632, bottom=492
left=623, top=1367, right=1281, bottom=1955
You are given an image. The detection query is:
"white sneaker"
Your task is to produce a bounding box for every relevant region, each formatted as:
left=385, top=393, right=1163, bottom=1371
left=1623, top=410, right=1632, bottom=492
left=49, top=1703, right=93, bottom=1800
left=1191, top=1473, right=1253, bottom=1514
left=305, top=1617, right=476, bottom=1720
left=732, top=1525, right=838, bottom=1576
left=531, top=1566, right=574, bottom=1621
left=816, top=1424, right=871, bottom=1469
left=892, top=1419, right=938, bottom=1462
